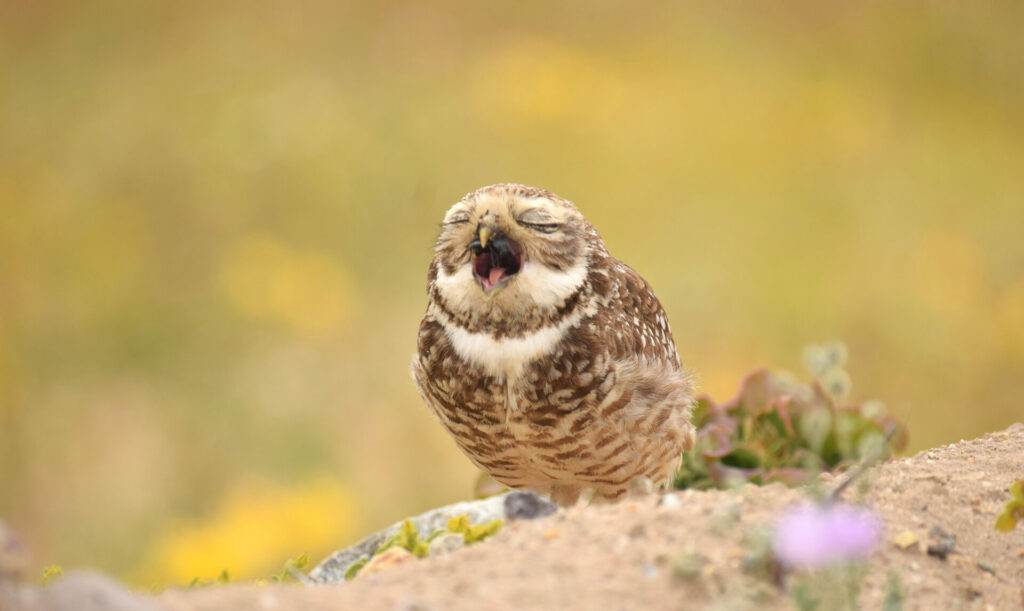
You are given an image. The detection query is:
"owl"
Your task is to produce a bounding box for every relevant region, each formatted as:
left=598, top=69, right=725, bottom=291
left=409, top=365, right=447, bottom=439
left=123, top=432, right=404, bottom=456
left=412, top=183, right=695, bottom=505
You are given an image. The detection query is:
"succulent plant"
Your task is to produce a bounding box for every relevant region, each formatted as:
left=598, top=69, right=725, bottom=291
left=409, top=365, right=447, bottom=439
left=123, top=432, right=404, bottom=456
left=673, top=343, right=908, bottom=491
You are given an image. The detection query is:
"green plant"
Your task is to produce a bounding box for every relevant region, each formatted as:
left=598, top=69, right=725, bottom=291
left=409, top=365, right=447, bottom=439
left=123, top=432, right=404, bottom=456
left=674, top=344, right=907, bottom=491
left=270, top=552, right=309, bottom=583
left=40, top=565, right=63, bottom=585
left=995, top=479, right=1023, bottom=532
left=345, top=515, right=503, bottom=580
left=184, top=568, right=231, bottom=588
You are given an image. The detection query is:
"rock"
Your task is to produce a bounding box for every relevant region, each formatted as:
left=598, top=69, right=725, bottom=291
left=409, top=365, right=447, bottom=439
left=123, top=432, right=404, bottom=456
left=427, top=533, right=465, bottom=557
left=309, top=493, right=510, bottom=584
left=503, top=491, right=556, bottom=521
left=893, top=530, right=919, bottom=550
left=926, top=526, right=956, bottom=560
left=658, top=493, right=683, bottom=510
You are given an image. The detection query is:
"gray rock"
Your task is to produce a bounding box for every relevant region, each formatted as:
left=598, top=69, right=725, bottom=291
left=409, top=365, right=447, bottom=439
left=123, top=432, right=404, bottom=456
left=503, top=491, right=557, bottom=521
left=309, top=493, right=514, bottom=583
left=427, top=533, right=465, bottom=557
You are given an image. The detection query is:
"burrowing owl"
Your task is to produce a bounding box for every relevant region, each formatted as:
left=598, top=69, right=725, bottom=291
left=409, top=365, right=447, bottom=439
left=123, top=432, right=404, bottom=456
left=412, top=184, right=695, bottom=505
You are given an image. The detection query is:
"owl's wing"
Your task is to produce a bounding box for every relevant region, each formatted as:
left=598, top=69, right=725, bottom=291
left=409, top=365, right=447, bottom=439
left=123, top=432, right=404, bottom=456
left=598, top=260, right=682, bottom=370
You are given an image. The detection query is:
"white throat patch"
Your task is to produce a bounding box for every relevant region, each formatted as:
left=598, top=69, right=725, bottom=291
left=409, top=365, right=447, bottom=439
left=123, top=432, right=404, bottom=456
left=442, top=312, right=581, bottom=380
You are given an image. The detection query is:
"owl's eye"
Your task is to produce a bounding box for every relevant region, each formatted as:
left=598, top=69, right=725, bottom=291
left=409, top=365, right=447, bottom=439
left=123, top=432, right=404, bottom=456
left=516, top=210, right=559, bottom=233
left=442, top=213, right=470, bottom=226
left=519, top=221, right=559, bottom=234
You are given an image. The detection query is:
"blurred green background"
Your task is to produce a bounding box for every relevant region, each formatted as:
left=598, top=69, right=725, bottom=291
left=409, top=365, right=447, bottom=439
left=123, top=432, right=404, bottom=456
left=1, top=0, right=1022, bottom=587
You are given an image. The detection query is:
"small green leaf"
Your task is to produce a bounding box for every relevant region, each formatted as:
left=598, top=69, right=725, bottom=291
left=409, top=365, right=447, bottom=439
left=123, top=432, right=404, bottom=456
left=720, top=446, right=763, bottom=470
left=379, top=520, right=422, bottom=555
left=447, top=515, right=470, bottom=534
left=463, top=520, right=503, bottom=544
left=272, top=552, right=310, bottom=582
left=411, top=541, right=430, bottom=558
left=41, top=565, right=63, bottom=585
left=799, top=408, right=832, bottom=455
left=445, top=514, right=502, bottom=544
left=995, top=479, right=1024, bottom=532
left=344, top=557, right=369, bottom=580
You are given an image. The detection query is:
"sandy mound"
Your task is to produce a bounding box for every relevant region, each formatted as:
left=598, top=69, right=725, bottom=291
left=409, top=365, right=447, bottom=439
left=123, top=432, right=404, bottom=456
left=6, top=425, right=1023, bottom=610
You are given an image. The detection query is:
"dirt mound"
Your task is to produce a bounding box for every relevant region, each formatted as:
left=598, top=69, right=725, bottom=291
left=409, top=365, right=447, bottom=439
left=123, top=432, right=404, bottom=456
left=5, top=425, right=1022, bottom=610
left=152, top=424, right=1024, bottom=610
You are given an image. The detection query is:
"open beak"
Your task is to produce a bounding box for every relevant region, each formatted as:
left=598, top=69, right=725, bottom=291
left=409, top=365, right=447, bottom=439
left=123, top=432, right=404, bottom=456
left=468, top=225, right=522, bottom=299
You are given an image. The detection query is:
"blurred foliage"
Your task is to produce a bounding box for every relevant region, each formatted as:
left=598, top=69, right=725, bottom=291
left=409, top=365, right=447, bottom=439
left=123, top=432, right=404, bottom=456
left=674, top=343, right=907, bottom=490
left=1, top=0, right=1022, bottom=588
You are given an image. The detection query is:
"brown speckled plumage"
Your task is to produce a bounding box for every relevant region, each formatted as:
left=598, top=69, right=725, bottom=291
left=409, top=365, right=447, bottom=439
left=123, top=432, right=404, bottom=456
left=412, top=184, right=695, bottom=505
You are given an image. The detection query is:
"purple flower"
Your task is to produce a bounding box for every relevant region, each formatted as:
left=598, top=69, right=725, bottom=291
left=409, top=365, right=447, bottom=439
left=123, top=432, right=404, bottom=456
left=772, top=503, right=881, bottom=569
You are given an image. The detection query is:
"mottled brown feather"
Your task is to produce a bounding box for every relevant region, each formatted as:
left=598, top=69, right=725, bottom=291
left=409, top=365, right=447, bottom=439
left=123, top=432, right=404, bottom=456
left=412, top=183, right=695, bottom=505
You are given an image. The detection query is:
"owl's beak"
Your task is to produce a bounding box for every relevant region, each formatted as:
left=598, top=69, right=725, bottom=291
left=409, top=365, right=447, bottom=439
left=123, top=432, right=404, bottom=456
left=468, top=230, right=522, bottom=299
left=477, top=225, right=492, bottom=249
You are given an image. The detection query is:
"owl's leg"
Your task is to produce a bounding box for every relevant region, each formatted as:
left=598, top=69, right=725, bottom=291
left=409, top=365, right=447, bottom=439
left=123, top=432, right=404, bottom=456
left=590, top=475, right=656, bottom=504
left=549, top=484, right=581, bottom=506
left=627, top=474, right=656, bottom=497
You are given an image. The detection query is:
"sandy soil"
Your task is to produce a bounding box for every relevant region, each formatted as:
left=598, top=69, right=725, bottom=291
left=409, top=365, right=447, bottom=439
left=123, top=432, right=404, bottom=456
left=7, top=424, right=1024, bottom=610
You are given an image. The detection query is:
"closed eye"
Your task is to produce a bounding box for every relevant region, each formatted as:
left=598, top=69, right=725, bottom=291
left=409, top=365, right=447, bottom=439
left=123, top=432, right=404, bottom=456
left=518, top=220, right=559, bottom=233
left=441, top=215, right=470, bottom=226
left=516, top=208, right=560, bottom=233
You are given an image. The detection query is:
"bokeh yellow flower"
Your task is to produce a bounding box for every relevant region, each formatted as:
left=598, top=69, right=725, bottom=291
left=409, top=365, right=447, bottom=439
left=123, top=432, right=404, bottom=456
left=133, top=477, right=359, bottom=587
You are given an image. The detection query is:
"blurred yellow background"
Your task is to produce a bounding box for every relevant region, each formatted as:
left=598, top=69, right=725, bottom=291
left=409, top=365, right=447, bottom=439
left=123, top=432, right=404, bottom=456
left=1, top=0, right=1021, bottom=587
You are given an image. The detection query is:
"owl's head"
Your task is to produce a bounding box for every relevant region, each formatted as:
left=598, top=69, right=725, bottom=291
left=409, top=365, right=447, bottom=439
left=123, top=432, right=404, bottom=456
left=430, top=184, right=603, bottom=318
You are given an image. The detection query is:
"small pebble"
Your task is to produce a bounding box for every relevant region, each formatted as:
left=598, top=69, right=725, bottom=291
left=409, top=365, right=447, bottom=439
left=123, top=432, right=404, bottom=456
left=659, top=494, right=683, bottom=510
left=893, top=530, right=919, bottom=550
left=927, top=526, right=956, bottom=560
